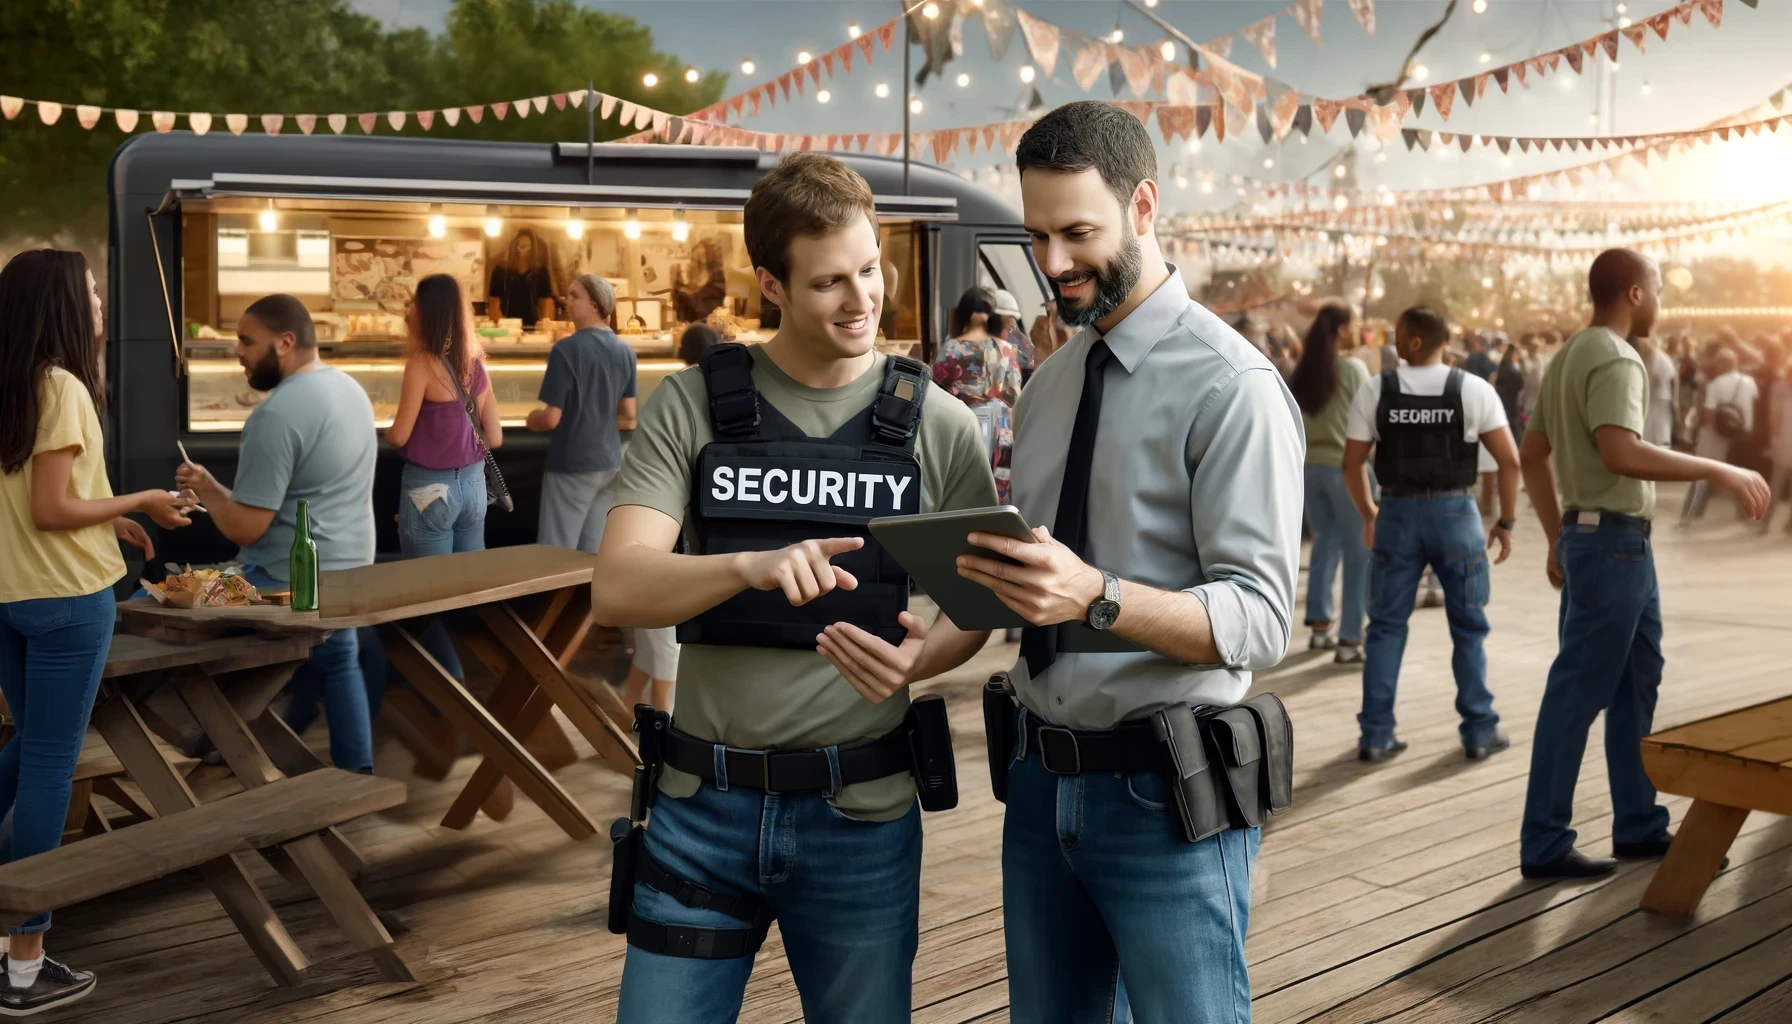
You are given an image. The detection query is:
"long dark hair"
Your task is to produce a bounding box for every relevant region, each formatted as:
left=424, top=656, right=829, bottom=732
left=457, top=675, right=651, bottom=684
left=678, top=323, right=721, bottom=366
left=410, top=274, right=476, bottom=386
left=1, top=250, right=103, bottom=474
left=1289, top=303, right=1353, bottom=416
left=507, top=228, right=546, bottom=272
left=950, top=286, right=996, bottom=338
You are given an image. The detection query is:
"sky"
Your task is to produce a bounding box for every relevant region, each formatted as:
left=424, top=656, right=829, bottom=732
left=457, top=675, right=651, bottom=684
left=349, top=0, right=1792, bottom=254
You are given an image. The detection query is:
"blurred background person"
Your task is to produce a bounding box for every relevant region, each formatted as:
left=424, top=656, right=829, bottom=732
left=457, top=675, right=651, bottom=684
left=990, top=289, right=1037, bottom=386
left=1637, top=333, right=1678, bottom=448
left=1682, top=346, right=1758, bottom=522
left=487, top=227, right=554, bottom=327
left=1289, top=302, right=1371, bottom=663
left=1496, top=335, right=1530, bottom=450
left=933, top=286, right=1022, bottom=503
left=1029, top=298, right=1072, bottom=365
left=1762, top=356, right=1792, bottom=534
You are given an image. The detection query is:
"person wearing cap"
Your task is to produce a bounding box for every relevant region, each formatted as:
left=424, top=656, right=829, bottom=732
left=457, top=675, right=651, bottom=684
left=989, top=288, right=1038, bottom=386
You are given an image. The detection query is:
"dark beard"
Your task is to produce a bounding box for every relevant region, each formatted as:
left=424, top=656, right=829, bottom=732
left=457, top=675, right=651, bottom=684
left=1049, top=228, right=1144, bottom=328
left=245, top=347, right=283, bottom=392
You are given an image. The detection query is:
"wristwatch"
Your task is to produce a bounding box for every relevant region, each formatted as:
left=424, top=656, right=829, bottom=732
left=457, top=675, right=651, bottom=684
left=1087, top=570, right=1122, bottom=631
left=1496, top=519, right=1516, bottom=531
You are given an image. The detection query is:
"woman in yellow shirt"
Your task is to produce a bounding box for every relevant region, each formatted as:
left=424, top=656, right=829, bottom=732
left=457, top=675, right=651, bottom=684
left=0, top=250, right=192, bottom=1016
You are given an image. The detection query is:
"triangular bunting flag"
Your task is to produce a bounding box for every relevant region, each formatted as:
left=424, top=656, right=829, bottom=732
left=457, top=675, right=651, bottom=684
left=260, top=113, right=283, bottom=135
left=356, top=112, right=377, bottom=134
left=513, top=98, right=531, bottom=119
left=115, top=108, right=139, bottom=132
left=1402, top=128, right=1423, bottom=151
left=1493, top=67, right=1510, bottom=92
left=0, top=96, right=20, bottom=120
left=1497, top=136, right=1511, bottom=153
left=1109, top=57, right=1127, bottom=97
left=1547, top=52, right=1562, bottom=71
left=635, top=104, right=654, bottom=130
left=1459, top=78, right=1476, bottom=107
left=152, top=111, right=175, bottom=132
left=984, top=3, right=1018, bottom=59
left=1071, top=41, right=1106, bottom=91
left=1649, top=11, right=1673, bottom=39
left=417, top=109, right=434, bottom=131
left=388, top=111, right=406, bottom=131
left=1208, top=35, right=1233, bottom=59
left=840, top=42, right=854, bottom=74
left=1240, top=16, right=1277, bottom=68
left=600, top=94, right=617, bottom=119
left=1293, top=104, right=1313, bottom=136
left=188, top=112, right=212, bottom=135
left=1431, top=83, right=1454, bottom=120
left=822, top=51, right=837, bottom=77
left=1513, top=61, right=1527, bottom=86
left=1600, top=32, right=1618, bottom=61
left=1676, top=5, right=1695, bottom=26
left=878, top=19, right=896, bottom=50
left=808, top=61, right=822, bottom=88
left=36, top=101, right=62, bottom=125
left=1458, top=133, right=1473, bottom=152
left=617, top=101, right=636, bottom=126
left=1256, top=103, right=1274, bottom=143
left=492, top=101, right=510, bottom=120
left=1119, top=47, right=1151, bottom=97
left=749, top=91, right=763, bottom=117
left=1345, top=107, right=1367, bottom=136
left=1408, top=88, right=1427, bottom=115
left=1623, top=24, right=1649, bottom=53
left=552, top=93, right=568, bottom=110
left=1292, top=0, right=1324, bottom=45
left=1563, top=46, right=1584, bottom=74
left=1348, top=0, right=1377, bottom=34
left=857, top=33, right=876, bottom=65
left=295, top=113, right=316, bottom=134
left=75, top=104, right=101, bottom=129
left=1195, top=104, right=1214, bottom=138
left=1701, top=0, right=1724, bottom=28
left=1517, top=137, right=1532, bottom=152
left=328, top=112, right=348, bottom=133
left=1312, top=99, right=1341, bottom=134
left=532, top=96, right=548, bottom=114
left=227, top=113, right=249, bottom=135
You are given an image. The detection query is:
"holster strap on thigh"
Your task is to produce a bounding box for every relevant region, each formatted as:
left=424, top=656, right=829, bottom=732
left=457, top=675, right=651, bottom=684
left=626, top=915, right=769, bottom=960
left=637, top=849, right=765, bottom=924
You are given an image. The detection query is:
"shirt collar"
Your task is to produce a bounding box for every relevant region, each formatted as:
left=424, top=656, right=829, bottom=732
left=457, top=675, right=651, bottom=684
left=1091, top=263, right=1190, bottom=374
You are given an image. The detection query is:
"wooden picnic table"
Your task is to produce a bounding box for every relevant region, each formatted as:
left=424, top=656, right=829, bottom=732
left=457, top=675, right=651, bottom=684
left=117, top=545, right=640, bottom=842
left=1639, top=695, right=1792, bottom=918
left=0, top=630, right=414, bottom=987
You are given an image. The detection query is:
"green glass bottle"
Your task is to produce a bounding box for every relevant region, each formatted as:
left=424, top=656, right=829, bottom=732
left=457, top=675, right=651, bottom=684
left=289, top=499, right=319, bottom=612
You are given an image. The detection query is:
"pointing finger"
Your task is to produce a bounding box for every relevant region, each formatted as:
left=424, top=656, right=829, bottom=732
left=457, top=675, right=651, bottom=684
left=816, top=536, right=866, bottom=557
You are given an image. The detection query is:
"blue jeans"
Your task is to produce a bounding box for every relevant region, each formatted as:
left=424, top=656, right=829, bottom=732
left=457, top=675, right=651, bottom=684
left=1520, top=519, right=1670, bottom=865
left=393, top=461, right=487, bottom=683
left=1003, top=739, right=1259, bottom=1024
left=616, top=778, right=922, bottom=1023
left=238, top=566, right=375, bottom=773
left=1303, top=464, right=1370, bottom=642
left=1360, top=493, right=1499, bottom=750
left=0, top=588, right=115, bottom=934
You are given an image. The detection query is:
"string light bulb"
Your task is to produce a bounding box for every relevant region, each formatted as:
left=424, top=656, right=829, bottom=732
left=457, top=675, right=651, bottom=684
left=1109, top=27, right=1124, bottom=44
left=797, top=50, right=811, bottom=65
left=427, top=203, right=446, bottom=239
left=684, top=68, right=700, bottom=84
left=921, top=2, right=939, bottom=18
left=1479, top=51, right=1492, bottom=64
left=1263, top=158, right=1275, bottom=169
left=848, top=23, right=861, bottom=39
left=257, top=199, right=278, bottom=233
left=566, top=211, right=584, bottom=240
left=1334, top=164, right=1347, bottom=178
left=624, top=210, right=641, bottom=240
left=1160, top=40, right=1176, bottom=61
left=642, top=72, right=658, bottom=87
left=1412, top=64, right=1430, bottom=81
left=484, top=207, right=502, bottom=237
left=875, top=82, right=890, bottom=98
left=817, top=89, right=831, bottom=103
left=1472, top=0, right=1488, bottom=12
left=672, top=209, right=690, bottom=243
left=956, top=72, right=970, bottom=87
left=1019, top=65, right=1036, bottom=83
left=741, top=59, right=756, bottom=75
left=1641, top=80, right=1653, bottom=96
left=909, top=97, right=923, bottom=114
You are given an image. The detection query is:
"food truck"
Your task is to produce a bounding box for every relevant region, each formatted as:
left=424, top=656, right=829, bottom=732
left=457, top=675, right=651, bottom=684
left=105, top=133, right=1048, bottom=564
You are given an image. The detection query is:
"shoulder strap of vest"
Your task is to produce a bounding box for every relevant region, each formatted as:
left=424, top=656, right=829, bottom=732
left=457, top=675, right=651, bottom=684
left=700, top=343, right=760, bottom=439
left=1444, top=367, right=1464, bottom=400
left=869, top=354, right=929, bottom=450
left=1376, top=370, right=1399, bottom=422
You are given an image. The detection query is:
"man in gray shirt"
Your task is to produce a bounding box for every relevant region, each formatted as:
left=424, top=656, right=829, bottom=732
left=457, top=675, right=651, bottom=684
left=957, top=101, right=1304, bottom=1022
left=176, top=294, right=379, bottom=772
left=528, top=274, right=637, bottom=553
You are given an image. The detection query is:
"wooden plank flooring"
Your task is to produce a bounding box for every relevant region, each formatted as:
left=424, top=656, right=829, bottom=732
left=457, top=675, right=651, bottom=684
left=38, top=483, right=1792, bottom=1022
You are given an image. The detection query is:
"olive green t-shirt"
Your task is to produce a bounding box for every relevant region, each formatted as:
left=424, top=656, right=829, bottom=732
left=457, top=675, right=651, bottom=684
left=1531, top=326, right=1656, bottom=519
left=614, top=346, right=998, bottom=820
left=1302, top=355, right=1369, bottom=468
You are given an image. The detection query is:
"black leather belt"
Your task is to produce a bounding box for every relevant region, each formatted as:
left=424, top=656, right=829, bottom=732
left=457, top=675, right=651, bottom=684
left=1562, top=510, right=1652, bottom=538
left=1025, top=713, right=1161, bottom=775
left=1381, top=485, right=1474, bottom=499
left=661, top=724, right=913, bottom=793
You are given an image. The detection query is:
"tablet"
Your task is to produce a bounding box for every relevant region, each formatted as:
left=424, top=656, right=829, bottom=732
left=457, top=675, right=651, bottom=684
left=869, top=505, right=1037, bottom=630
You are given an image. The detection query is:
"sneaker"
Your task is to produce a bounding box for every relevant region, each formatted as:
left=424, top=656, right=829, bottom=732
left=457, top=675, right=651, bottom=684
left=1358, top=737, right=1408, bottom=763
left=1419, top=587, right=1445, bottom=609
left=1333, top=643, right=1364, bottom=665
left=1308, top=631, right=1337, bottom=651
left=0, top=956, right=97, bottom=1017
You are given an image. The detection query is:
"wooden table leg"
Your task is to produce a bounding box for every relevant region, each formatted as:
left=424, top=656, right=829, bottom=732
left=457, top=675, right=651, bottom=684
left=246, top=710, right=369, bottom=879
left=93, top=696, right=310, bottom=987
left=476, top=602, right=640, bottom=774
left=383, top=624, right=599, bottom=841
left=1640, top=798, right=1750, bottom=919
left=175, top=671, right=409, bottom=980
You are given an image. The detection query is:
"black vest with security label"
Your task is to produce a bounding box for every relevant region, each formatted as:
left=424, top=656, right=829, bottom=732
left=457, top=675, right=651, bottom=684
left=679, top=343, right=927, bottom=649
left=1372, top=368, right=1479, bottom=491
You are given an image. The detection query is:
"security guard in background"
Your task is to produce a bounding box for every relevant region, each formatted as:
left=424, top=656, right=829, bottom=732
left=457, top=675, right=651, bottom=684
left=592, top=153, right=998, bottom=1023
left=1342, top=307, right=1521, bottom=763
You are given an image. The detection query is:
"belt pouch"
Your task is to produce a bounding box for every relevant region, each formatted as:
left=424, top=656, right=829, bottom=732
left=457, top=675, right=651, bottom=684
left=1208, top=708, right=1266, bottom=829
left=1243, top=693, right=1294, bottom=815
left=982, top=675, right=1016, bottom=803
left=907, top=693, right=959, bottom=812
left=1150, top=703, right=1228, bottom=843
left=610, top=707, right=671, bottom=935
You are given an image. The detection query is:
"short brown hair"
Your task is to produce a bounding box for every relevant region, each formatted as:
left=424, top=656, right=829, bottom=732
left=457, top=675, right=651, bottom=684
left=1017, top=101, right=1158, bottom=211
left=744, top=152, right=878, bottom=283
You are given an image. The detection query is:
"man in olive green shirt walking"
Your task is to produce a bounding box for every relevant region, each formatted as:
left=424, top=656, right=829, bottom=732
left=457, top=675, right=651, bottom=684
left=1518, top=248, right=1769, bottom=879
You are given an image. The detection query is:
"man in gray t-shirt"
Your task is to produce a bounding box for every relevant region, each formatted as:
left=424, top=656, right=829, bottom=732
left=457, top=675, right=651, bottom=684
left=176, top=294, right=379, bottom=772
left=527, top=274, right=638, bottom=552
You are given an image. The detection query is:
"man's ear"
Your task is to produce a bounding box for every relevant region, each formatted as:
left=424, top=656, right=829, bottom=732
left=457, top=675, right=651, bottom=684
left=1131, top=179, right=1160, bottom=237
left=756, top=267, right=787, bottom=311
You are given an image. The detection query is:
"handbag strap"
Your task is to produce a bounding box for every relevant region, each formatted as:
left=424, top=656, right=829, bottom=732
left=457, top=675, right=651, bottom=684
left=440, top=355, right=492, bottom=455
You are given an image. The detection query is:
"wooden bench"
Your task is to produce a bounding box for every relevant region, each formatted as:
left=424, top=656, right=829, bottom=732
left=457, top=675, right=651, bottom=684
left=0, top=769, right=404, bottom=932
left=1639, top=696, right=1792, bottom=918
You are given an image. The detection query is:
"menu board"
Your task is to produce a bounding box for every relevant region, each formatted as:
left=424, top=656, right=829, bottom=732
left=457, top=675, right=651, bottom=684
left=331, top=235, right=487, bottom=313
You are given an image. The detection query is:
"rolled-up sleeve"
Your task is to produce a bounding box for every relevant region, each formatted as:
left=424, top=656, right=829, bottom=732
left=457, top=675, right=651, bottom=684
left=1184, top=366, right=1306, bottom=669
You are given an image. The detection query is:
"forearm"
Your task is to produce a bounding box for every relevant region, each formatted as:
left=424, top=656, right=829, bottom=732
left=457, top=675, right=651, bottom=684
left=1341, top=456, right=1376, bottom=522
left=617, top=412, right=638, bottom=431
left=1109, top=581, right=1221, bottom=667
left=1497, top=464, right=1519, bottom=522
left=591, top=543, right=751, bottom=627
left=908, top=611, right=990, bottom=682
left=34, top=490, right=150, bottom=532
left=1522, top=458, right=1561, bottom=533
left=1608, top=439, right=1732, bottom=483
left=526, top=407, right=557, bottom=432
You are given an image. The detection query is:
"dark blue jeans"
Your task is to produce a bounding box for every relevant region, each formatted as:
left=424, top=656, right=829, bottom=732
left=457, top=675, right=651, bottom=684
left=616, top=777, right=922, bottom=1023
left=0, top=588, right=115, bottom=934
left=237, top=566, right=376, bottom=773
left=1520, top=518, right=1671, bottom=865
left=1002, top=733, right=1259, bottom=1024
left=1361, top=493, right=1500, bottom=749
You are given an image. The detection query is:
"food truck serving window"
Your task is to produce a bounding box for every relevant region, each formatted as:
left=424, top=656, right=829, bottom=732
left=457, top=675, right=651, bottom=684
left=176, top=199, right=928, bottom=434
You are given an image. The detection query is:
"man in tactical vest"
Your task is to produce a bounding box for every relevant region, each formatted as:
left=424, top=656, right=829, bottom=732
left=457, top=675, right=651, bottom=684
left=592, top=152, right=998, bottom=1023
left=1341, top=307, right=1522, bottom=763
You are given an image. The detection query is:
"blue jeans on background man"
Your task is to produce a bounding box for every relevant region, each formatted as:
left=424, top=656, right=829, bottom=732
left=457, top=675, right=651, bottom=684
left=1520, top=516, right=1671, bottom=866
left=1360, top=492, right=1500, bottom=750
left=1303, top=464, right=1370, bottom=642
left=0, top=588, right=115, bottom=934
left=237, top=566, right=375, bottom=773
left=616, top=776, right=922, bottom=1023
left=1003, top=737, right=1259, bottom=1024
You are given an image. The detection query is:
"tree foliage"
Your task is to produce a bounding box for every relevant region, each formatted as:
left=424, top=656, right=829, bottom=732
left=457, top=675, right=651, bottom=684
left=0, top=0, right=725, bottom=245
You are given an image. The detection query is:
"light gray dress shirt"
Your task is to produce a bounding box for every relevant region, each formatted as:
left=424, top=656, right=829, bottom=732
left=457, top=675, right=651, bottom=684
left=1008, top=266, right=1306, bottom=729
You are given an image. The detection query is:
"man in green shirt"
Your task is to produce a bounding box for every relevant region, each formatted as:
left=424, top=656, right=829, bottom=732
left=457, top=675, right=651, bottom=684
left=594, top=153, right=997, bottom=1022
left=1519, top=248, right=1769, bottom=879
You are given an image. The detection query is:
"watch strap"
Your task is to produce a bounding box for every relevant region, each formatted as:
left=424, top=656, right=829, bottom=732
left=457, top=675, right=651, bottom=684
left=1496, top=519, right=1516, bottom=531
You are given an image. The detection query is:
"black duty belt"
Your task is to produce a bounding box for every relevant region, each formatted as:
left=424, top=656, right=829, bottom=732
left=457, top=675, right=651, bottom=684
left=661, top=724, right=914, bottom=793
left=1025, top=713, right=1162, bottom=775
left=1380, top=485, right=1474, bottom=499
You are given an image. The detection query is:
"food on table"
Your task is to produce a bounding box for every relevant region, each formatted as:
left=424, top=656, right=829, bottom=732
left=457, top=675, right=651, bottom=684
left=143, top=567, right=262, bottom=608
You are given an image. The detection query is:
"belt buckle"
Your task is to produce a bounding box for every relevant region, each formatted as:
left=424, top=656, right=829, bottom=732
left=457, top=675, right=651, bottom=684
left=761, top=749, right=800, bottom=795
left=1036, top=726, right=1082, bottom=774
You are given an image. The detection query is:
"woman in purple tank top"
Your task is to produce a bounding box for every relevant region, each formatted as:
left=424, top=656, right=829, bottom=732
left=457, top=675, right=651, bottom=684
left=385, top=274, right=502, bottom=561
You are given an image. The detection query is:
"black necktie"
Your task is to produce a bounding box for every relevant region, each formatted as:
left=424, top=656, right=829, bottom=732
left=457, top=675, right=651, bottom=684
left=1022, top=339, right=1112, bottom=678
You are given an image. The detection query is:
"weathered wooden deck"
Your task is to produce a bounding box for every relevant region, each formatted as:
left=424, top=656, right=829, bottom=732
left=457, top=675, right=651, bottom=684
left=45, top=484, right=1792, bottom=1022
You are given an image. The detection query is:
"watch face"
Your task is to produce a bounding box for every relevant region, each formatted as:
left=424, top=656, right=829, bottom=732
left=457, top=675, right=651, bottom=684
left=1089, top=600, right=1120, bottom=631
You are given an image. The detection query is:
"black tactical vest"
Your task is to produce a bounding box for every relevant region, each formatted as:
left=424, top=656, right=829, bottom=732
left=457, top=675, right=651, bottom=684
left=1373, top=368, right=1479, bottom=491
left=677, top=343, right=927, bottom=649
